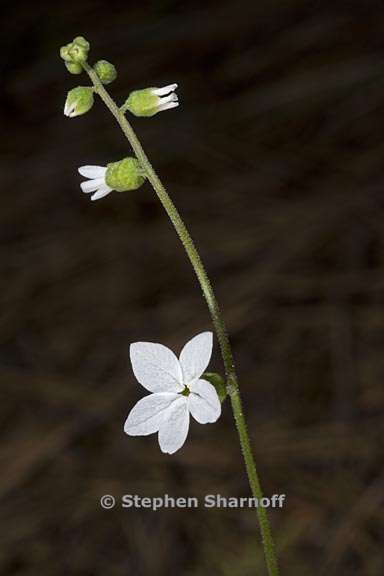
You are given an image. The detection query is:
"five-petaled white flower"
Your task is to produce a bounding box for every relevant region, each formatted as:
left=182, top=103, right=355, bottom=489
left=124, top=332, right=221, bottom=454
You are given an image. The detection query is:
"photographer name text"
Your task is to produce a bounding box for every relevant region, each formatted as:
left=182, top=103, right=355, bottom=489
left=100, top=493, right=286, bottom=511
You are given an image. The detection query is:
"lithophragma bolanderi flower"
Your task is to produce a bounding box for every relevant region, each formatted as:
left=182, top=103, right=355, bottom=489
left=123, top=83, right=179, bottom=117
left=78, top=157, right=146, bottom=201
left=124, top=332, right=221, bottom=454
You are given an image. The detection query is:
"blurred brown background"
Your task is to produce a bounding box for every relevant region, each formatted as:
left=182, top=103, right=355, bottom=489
left=1, top=0, right=384, bottom=574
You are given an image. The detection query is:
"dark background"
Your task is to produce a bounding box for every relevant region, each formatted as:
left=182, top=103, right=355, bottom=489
left=1, top=1, right=384, bottom=574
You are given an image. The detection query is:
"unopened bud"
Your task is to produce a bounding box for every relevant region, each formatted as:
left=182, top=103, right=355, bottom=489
left=94, top=60, right=117, bottom=84
left=60, top=36, right=90, bottom=70
left=65, top=61, right=83, bottom=75
left=60, top=45, right=72, bottom=62
left=68, top=36, right=90, bottom=63
left=64, top=86, right=94, bottom=118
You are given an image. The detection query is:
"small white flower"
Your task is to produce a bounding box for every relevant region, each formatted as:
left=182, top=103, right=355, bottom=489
left=124, top=332, right=221, bottom=454
left=124, top=83, right=179, bottom=117
left=78, top=157, right=145, bottom=201
left=78, top=165, right=112, bottom=201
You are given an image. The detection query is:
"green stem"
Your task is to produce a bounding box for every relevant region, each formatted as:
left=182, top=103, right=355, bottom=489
left=84, top=63, right=280, bottom=576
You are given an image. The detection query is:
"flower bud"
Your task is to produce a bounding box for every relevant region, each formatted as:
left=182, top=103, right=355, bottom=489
left=123, top=84, right=178, bottom=117
left=65, top=61, right=83, bottom=75
left=73, top=36, right=90, bottom=50
left=64, top=86, right=94, bottom=118
left=68, top=36, right=90, bottom=63
left=60, top=45, right=72, bottom=62
left=94, top=60, right=117, bottom=84
left=60, top=36, right=90, bottom=69
left=105, top=158, right=145, bottom=192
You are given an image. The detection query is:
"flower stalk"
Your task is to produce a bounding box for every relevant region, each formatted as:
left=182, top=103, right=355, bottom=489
left=80, top=60, right=280, bottom=576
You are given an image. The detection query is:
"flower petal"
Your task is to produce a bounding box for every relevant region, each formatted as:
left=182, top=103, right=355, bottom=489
left=124, top=392, right=179, bottom=436
left=179, top=332, right=213, bottom=384
left=78, top=165, right=107, bottom=179
left=188, top=378, right=221, bottom=423
left=152, top=83, right=178, bottom=96
left=130, top=342, right=184, bottom=393
left=64, top=101, right=75, bottom=117
left=91, top=183, right=113, bottom=201
left=157, top=101, right=179, bottom=113
left=158, top=396, right=189, bottom=454
left=80, top=177, right=105, bottom=194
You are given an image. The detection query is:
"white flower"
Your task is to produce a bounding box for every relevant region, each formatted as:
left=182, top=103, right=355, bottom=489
left=124, top=332, right=221, bottom=454
left=124, top=83, right=179, bottom=117
left=78, top=165, right=112, bottom=201
left=78, top=157, right=145, bottom=201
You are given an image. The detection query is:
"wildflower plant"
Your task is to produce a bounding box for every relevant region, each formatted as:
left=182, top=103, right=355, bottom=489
left=60, top=36, right=280, bottom=575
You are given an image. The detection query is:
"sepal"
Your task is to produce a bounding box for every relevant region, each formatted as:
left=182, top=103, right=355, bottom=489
left=202, top=372, right=227, bottom=403
left=105, top=157, right=146, bottom=192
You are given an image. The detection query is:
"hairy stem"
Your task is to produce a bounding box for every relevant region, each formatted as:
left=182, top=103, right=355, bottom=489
left=84, top=62, right=280, bottom=576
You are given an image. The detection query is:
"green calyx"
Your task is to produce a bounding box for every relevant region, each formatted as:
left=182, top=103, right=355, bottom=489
left=105, top=158, right=146, bottom=192
left=203, top=372, right=227, bottom=403
left=60, top=36, right=90, bottom=72
left=94, top=60, right=117, bottom=84
left=64, top=86, right=94, bottom=117
left=123, top=89, right=159, bottom=117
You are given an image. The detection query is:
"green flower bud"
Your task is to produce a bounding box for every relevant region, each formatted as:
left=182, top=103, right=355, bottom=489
left=203, top=372, right=227, bottom=403
left=64, top=86, right=94, bottom=118
left=105, top=158, right=145, bottom=192
left=73, top=36, right=90, bottom=51
left=94, top=60, right=117, bottom=84
left=65, top=61, right=83, bottom=74
left=60, top=36, right=90, bottom=68
left=123, top=83, right=179, bottom=117
left=60, top=45, right=72, bottom=62
left=68, top=43, right=89, bottom=64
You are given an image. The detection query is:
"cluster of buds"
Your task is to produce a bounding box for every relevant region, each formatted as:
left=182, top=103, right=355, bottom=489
left=60, top=36, right=90, bottom=74
left=61, top=35, right=180, bottom=201
left=60, top=36, right=117, bottom=84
